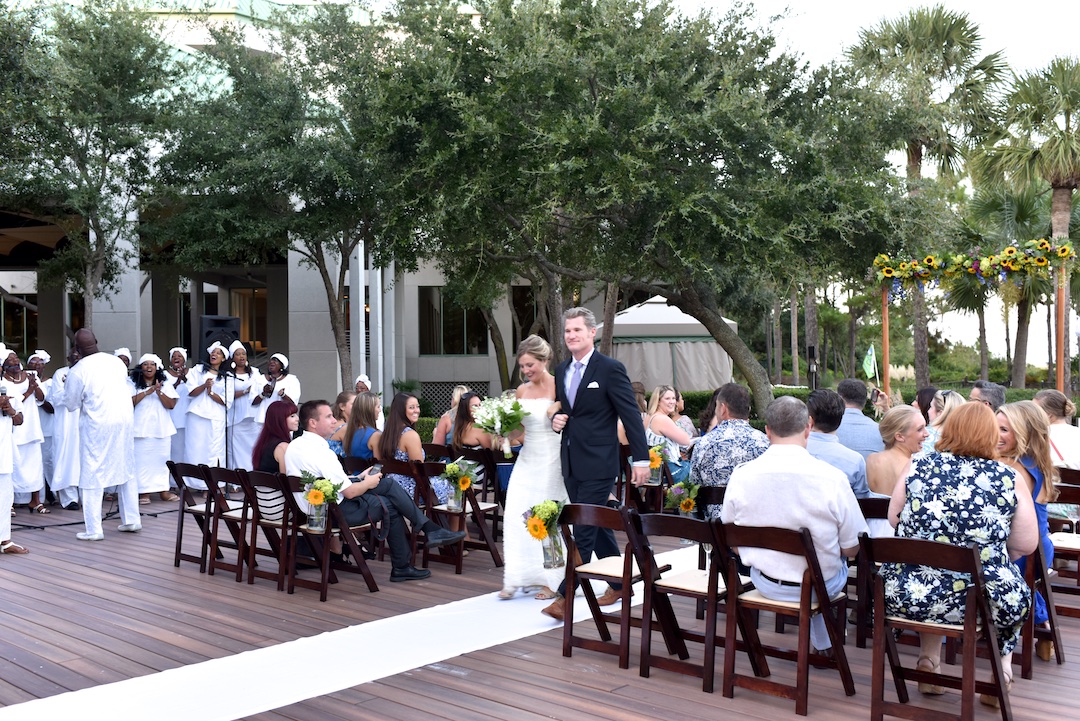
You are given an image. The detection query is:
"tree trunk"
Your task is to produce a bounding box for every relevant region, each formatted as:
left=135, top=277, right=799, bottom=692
left=599, top=282, right=618, bottom=357
left=1011, top=295, right=1033, bottom=389
left=676, top=283, right=773, bottom=419
left=905, top=140, right=923, bottom=189
left=847, top=299, right=857, bottom=379
left=541, top=268, right=565, bottom=365
left=804, top=286, right=818, bottom=386
left=1004, top=304, right=1012, bottom=377
left=772, top=299, right=783, bottom=383
left=1052, top=186, right=1074, bottom=391
left=978, top=305, right=988, bottom=380
left=911, top=285, right=930, bottom=388
left=480, top=307, right=512, bottom=391
left=790, top=286, right=799, bottom=385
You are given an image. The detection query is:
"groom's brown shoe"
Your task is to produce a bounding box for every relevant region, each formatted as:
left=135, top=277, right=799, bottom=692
left=596, top=586, right=630, bottom=606
left=541, top=595, right=565, bottom=621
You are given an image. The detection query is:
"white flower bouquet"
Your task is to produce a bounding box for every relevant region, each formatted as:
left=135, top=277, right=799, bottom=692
left=473, top=394, right=530, bottom=457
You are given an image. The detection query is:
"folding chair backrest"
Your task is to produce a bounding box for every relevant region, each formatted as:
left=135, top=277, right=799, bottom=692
left=638, top=509, right=716, bottom=547
left=168, top=461, right=211, bottom=504
left=858, top=497, right=891, bottom=522
left=423, top=443, right=452, bottom=460
left=696, top=485, right=726, bottom=511
left=859, top=534, right=982, bottom=578
left=1054, top=482, right=1080, bottom=506
left=1057, top=468, right=1080, bottom=487
left=342, top=456, right=376, bottom=477
left=240, top=469, right=287, bottom=523
left=719, top=524, right=825, bottom=597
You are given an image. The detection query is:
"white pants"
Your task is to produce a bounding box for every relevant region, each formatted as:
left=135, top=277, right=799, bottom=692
left=0, top=472, right=12, bottom=540
left=750, top=565, right=849, bottom=650
left=56, top=486, right=79, bottom=507
left=81, top=481, right=140, bottom=535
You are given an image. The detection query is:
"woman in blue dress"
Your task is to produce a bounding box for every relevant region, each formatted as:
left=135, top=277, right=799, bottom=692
left=997, top=400, right=1059, bottom=660
left=883, top=402, right=1038, bottom=707
left=344, top=392, right=382, bottom=460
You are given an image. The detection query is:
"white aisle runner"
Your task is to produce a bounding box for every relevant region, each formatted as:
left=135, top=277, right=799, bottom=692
left=0, top=546, right=698, bottom=721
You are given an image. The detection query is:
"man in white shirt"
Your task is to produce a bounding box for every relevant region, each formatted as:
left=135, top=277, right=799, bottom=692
left=722, top=396, right=867, bottom=652
left=285, top=399, right=465, bottom=582
left=65, top=329, right=140, bottom=540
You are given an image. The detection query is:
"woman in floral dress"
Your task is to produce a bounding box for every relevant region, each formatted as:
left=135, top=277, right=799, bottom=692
left=883, top=402, right=1038, bottom=707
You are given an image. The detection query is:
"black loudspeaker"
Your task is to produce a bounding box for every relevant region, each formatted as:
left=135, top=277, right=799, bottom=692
left=198, top=315, right=241, bottom=362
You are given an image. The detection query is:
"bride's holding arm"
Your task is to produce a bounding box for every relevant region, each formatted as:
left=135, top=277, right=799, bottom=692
left=499, top=335, right=570, bottom=601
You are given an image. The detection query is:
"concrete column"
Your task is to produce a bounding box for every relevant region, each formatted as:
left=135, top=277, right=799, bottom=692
left=287, top=246, right=339, bottom=403
left=369, top=264, right=383, bottom=398
left=349, top=240, right=366, bottom=382
left=35, top=281, right=67, bottom=361
left=150, top=271, right=182, bottom=355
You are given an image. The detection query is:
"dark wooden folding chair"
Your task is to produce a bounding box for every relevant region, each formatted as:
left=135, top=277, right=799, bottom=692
left=167, top=461, right=214, bottom=572
left=341, top=456, right=376, bottom=477
left=422, top=443, right=452, bottom=461
left=204, top=466, right=249, bottom=581
left=280, top=474, right=379, bottom=601
left=619, top=443, right=669, bottom=513
left=376, top=457, right=427, bottom=565
left=853, top=496, right=892, bottom=648
left=624, top=509, right=756, bottom=691
left=1016, top=539, right=1065, bottom=677
left=235, top=469, right=290, bottom=590
left=859, top=534, right=1013, bottom=721
left=719, top=523, right=856, bottom=716
left=558, top=502, right=645, bottom=669
left=454, top=445, right=507, bottom=540
left=1048, top=481, right=1080, bottom=618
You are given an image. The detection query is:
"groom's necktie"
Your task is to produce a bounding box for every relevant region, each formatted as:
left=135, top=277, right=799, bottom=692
left=567, top=361, right=584, bottom=407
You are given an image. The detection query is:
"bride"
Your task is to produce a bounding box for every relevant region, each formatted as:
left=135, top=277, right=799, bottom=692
left=499, top=335, right=570, bottom=600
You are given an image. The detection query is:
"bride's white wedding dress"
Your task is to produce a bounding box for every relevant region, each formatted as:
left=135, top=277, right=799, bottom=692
left=502, top=397, right=569, bottom=593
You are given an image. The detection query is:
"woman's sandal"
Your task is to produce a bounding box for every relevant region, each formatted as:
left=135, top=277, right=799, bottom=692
left=916, top=656, right=945, bottom=695
left=0, top=540, right=29, bottom=554
left=31, top=503, right=50, bottom=515
left=498, top=587, right=518, bottom=600
left=980, top=669, right=1013, bottom=708
left=534, top=586, right=558, bottom=600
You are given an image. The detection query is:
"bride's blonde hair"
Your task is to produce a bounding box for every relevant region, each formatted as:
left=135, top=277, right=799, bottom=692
left=516, top=335, right=552, bottom=366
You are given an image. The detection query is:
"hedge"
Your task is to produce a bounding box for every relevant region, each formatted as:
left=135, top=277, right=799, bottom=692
left=415, top=417, right=438, bottom=443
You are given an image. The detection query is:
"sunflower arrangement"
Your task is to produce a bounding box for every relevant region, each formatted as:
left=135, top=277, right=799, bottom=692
left=648, top=444, right=669, bottom=469
left=300, top=470, right=343, bottom=506
left=440, top=458, right=477, bottom=493
left=524, top=499, right=564, bottom=541
left=873, top=240, right=1075, bottom=287
left=664, top=481, right=700, bottom=513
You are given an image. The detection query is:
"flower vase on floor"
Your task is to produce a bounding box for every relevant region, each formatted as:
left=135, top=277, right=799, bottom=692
left=542, top=533, right=565, bottom=568
left=307, top=504, right=327, bottom=533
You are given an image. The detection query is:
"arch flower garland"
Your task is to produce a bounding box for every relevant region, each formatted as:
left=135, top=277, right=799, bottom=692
left=872, top=239, right=1076, bottom=288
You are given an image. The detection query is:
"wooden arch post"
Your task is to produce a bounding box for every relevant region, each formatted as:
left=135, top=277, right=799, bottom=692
left=1057, top=264, right=1066, bottom=392
left=881, top=285, right=890, bottom=397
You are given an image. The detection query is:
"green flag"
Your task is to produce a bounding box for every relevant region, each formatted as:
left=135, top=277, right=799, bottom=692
left=863, top=344, right=877, bottom=380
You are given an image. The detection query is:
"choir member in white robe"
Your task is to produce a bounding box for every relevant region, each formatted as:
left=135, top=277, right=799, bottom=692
left=129, top=354, right=178, bottom=501
left=184, top=342, right=229, bottom=489
left=226, top=340, right=260, bottom=471
left=0, top=383, right=26, bottom=554
left=27, top=351, right=55, bottom=502
left=354, top=374, right=384, bottom=430
left=248, top=352, right=301, bottom=445
left=45, top=348, right=81, bottom=510
left=65, top=329, right=139, bottom=540
left=4, top=349, right=45, bottom=513
left=165, top=347, right=190, bottom=465
left=113, top=347, right=132, bottom=371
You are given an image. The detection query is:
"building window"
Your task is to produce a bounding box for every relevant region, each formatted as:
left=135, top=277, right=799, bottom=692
left=1, top=293, right=38, bottom=358
left=418, top=286, right=488, bottom=355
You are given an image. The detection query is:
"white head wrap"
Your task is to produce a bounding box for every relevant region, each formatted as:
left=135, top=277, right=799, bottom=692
left=169, top=346, right=188, bottom=362
left=138, top=353, right=163, bottom=369
left=28, top=349, right=51, bottom=364
left=206, top=341, right=226, bottom=359
left=271, top=352, right=289, bottom=370
left=228, top=339, right=246, bottom=358
left=113, top=347, right=132, bottom=361
left=0, top=344, right=9, bottom=361
left=355, top=374, right=371, bottom=388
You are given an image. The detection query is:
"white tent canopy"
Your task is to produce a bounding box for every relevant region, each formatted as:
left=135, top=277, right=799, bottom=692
left=596, top=296, right=738, bottom=392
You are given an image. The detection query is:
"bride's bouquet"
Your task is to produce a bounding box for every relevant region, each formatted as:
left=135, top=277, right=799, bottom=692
left=473, top=394, right=529, bottom=457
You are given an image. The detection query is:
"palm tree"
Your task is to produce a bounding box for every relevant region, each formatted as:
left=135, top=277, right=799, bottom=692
left=850, top=4, right=1005, bottom=388
left=974, top=57, right=1080, bottom=388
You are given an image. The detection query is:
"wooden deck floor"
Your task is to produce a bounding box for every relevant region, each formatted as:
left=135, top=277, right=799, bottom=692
left=3, top=498, right=1079, bottom=720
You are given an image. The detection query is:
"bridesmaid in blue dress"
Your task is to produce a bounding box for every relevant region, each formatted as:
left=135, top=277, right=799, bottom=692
left=344, top=392, right=382, bottom=461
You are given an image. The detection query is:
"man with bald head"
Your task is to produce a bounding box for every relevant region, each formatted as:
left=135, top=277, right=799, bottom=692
left=64, top=329, right=139, bottom=540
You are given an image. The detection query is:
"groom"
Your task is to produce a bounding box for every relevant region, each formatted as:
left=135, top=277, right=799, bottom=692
left=543, top=307, right=650, bottom=620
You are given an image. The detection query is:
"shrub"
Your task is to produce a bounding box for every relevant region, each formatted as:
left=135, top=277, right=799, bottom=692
left=414, top=417, right=438, bottom=443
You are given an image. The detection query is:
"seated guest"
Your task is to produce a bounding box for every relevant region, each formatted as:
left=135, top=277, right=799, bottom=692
left=344, top=392, right=382, bottom=460
left=806, top=389, right=871, bottom=498
left=722, top=396, right=867, bottom=654
left=1034, top=389, right=1080, bottom=469
left=451, top=392, right=495, bottom=451
left=882, top=402, right=1037, bottom=707
left=689, top=383, right=769, bottom=518
left=431, top=384, right=469, bottom=446
left=327, top=390, right=355, bottom=458
left=835, top=378, right=883, bottom=459
left=912, top=386, right=938, bottom=425
left=920, top=388, right=965, bottom=455
left=285, top=399, right=465, bottom=582
left=643, top=385, right=694, bottom=483
left=969, top=379, right=1006, bottom=412
left=379, top=392, right=452, bottom=503
left=866, top=405, right=927, bottom=496
left=251, top=400, right=299, bottom=474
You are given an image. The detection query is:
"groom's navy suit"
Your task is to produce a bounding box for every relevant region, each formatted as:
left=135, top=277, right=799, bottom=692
left=554, top=349, right=649, bottom=585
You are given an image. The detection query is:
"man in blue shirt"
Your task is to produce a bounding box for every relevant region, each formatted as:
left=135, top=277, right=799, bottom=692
left=806, top=389, right=871, bottom=498
left=834, top=378, right=884, bottom=460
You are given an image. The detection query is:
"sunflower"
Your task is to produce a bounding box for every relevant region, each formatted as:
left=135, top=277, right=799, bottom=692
left=458, top=475, right=472, bottom=491
left=649, top=448, right=663, bottom=469
left=527, top=516, right=548, bottom=540
left=923, top=255, right=936, bottom=267
left=898, top=261, right=909, bottom=272
left=679, top=498, right=696, bottom=513
left=966, top=266, right=976, bottom=274
left=306, top=488, right=325, bottom=506
left=1038, top=239, right=1051, bottom=250
left=873, top=253, right=890, bottom=267
left=1002, top=246, right=1017, bottom=257
left=881, top=267, right=895, bottom=277
left=1059, top=245, right=1073, bottom=258
left=1036, top=256, right=1049, bottom=266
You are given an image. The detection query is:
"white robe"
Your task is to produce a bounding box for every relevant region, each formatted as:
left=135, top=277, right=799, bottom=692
left=165, top=368, right=190, bottom=464
left=249, top=372, right=301, bottom=424
left=227, top=369, right=260, bottom=470
left=0, top=403, right=15, bottom=540
left=131, top=379, right=178, bottom=493
left=184, top=366, right=228, bottom=486
left=36, top=377, right=55, bottom=485
left=8, top=376, right=44, bottom=494
left=64, top=353, right=135, bottom=491
left=45, top=367, right=80, bottom=492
